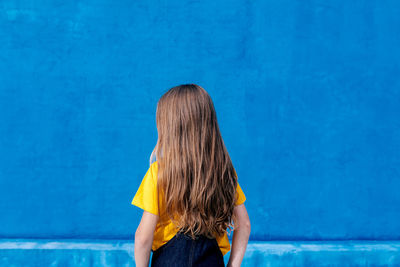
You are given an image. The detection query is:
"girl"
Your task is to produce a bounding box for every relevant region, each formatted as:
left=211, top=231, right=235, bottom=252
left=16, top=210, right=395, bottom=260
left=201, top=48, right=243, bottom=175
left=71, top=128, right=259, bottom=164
left=131, top=84, right=251, bottom=267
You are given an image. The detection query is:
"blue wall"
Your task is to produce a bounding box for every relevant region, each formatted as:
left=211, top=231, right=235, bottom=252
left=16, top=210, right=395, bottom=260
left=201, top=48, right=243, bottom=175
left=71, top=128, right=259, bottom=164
left=1, top=0, right=399, bottom=244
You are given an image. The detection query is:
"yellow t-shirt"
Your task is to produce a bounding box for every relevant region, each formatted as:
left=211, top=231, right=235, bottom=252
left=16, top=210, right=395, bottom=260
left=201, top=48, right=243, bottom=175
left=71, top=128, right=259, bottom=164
left=131, top=161, right=246, bottom=256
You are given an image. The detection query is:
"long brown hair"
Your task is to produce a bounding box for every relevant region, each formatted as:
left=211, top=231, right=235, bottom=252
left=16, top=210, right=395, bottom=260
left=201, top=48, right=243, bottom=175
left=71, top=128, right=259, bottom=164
left=150, top=84, right=238, bottom=239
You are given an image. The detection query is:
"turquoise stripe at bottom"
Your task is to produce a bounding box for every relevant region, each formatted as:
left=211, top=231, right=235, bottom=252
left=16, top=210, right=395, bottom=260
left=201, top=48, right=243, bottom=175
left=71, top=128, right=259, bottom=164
left=1, top=239, right=399, bottom=266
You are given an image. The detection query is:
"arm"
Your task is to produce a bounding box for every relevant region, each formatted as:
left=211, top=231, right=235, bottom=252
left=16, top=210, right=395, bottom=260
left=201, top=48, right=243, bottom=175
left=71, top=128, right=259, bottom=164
left=134, top=211, right=159, bottom=267
left=227, top=204, right=251, bottom=267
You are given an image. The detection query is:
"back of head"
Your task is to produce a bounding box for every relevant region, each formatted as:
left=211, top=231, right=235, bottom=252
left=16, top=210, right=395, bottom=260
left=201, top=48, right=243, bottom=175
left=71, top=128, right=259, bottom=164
left=151, top=84, right=238, bottom=239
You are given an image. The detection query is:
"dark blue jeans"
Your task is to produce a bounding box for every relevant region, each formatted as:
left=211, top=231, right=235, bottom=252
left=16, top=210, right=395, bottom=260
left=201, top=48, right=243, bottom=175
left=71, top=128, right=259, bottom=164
left=150, top=231, right=225, bottom=267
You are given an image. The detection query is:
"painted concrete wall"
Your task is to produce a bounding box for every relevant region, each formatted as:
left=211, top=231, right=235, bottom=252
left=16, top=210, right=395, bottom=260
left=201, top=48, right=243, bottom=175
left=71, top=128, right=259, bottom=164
left=1, top=0, right=399, bottom=249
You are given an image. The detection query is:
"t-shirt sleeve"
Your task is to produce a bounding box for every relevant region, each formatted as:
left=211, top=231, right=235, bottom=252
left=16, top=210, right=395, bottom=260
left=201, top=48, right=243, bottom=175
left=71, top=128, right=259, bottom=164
left=235, top=182, right=246, bottom=206
left=131, top=164, right=159, bottom=215
left=233, top=168, right=246, bottom=206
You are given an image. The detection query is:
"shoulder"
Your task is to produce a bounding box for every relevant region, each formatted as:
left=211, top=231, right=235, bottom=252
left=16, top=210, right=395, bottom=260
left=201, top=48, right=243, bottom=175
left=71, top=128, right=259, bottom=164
left=149, top=160, right=159, bottom=183
left=150, top=160, right=158, bottom=171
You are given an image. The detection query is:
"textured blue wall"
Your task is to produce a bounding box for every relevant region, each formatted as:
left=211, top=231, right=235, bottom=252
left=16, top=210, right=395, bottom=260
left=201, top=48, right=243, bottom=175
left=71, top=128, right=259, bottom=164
left=1, top=0, right=399, bottom=244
